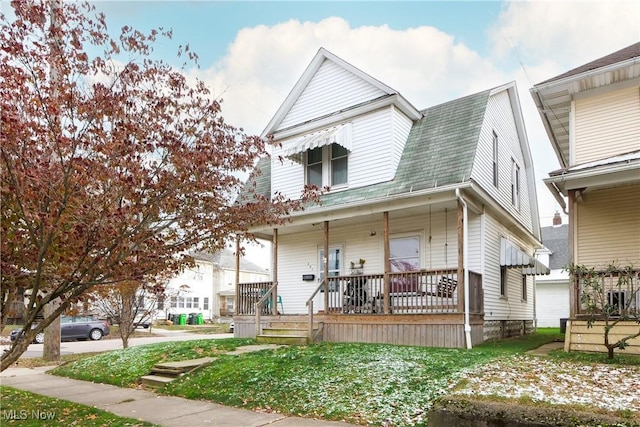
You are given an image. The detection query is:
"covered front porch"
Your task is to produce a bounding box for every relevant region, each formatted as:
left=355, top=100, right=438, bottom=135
left=234, top=268, right=485, bottom=347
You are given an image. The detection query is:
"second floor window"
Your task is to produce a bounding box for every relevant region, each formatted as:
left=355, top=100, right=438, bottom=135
left=511, top=160, right=520, bottom=210
left=307, top=147, right=323, bottom=187
left=492, top=131, right=499, bottom=187
left=306, top=143, right=348, bottom=188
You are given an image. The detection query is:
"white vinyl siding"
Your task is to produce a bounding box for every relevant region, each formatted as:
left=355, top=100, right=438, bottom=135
left=471, top=89, right=533, bottom=231
left=576, top=184, right=640, bottom=266
left=276, top=210, right=459, bottom=314
left=392, top=107, right=414, bottom=174
left=279, top=59, right=387, bottom=130
left=482, top=214, right=535, bottom=321
left=574, top=85, right=640, bottom=165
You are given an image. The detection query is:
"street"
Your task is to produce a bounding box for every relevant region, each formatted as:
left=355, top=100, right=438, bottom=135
left=2, top=328, right=233, bottom=359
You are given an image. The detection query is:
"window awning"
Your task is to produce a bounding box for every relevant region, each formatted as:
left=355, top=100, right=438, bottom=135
left=283, top=123, right=353, bottom=163
left=500, top=238, right=550, bottom=276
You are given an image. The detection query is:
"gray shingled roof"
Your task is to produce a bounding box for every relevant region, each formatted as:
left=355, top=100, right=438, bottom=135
left=538, top=42, right=640, bottom=85
left=540, top=224, right=569, bottom=270
left=240, top=88, right=491, bottom=208
left=191, top=249, right=267, bottom=273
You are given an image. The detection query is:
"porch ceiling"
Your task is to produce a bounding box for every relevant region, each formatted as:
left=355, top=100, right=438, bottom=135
left=255, top=197, right=459, bottom=238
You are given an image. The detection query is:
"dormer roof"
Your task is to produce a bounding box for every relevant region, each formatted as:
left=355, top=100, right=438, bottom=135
left=261, top=48, right=422, bottom=139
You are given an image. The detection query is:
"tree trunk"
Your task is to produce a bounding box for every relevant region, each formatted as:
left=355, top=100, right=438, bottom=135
left=42, top=299, right=61, bottom=362
left=119, top=286, right=137, bottom=349
left=1, top=338, right=31, bottom=371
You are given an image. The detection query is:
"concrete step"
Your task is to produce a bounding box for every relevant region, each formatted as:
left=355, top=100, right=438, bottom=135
left=140, top=374, right=177, bottom=388
left=141, top=357, right=215, bottom=388
left=256, top=334, right=308, bottom=345
left=153, top=357, right=214, bottom=371
left=149, top=366, right=184, bottom=377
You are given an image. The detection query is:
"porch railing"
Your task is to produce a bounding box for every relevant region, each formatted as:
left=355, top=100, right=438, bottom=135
left=254, top=282, right=278, bottom=335
left=240, top=269, right=483, bottom=318
left=574, top=268, right=640, bottom=317
left=238, top=281, right=273, bottom=316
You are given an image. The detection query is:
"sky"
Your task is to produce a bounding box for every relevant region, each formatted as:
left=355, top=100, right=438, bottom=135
left=6, top=1, right=639, bottom=268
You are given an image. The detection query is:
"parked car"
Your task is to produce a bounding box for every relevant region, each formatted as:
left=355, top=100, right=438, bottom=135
left=133, top=315, right=151, bottom=329
left=10, top=315, right=110, bottom=343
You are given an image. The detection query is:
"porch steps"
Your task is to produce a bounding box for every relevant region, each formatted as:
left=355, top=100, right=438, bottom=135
left=140, top=357, right=214, bottom=389
left=256, top=320, right=319, bottom=345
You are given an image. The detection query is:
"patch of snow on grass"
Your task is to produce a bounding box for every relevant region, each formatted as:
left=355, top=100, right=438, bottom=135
left=453, top=355, right=640, bottom=414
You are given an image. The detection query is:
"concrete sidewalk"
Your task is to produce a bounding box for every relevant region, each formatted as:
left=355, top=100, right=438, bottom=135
left=1, top=367, right=354, bottom=426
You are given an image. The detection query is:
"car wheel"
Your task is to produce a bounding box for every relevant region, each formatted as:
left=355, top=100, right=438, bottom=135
left=35, top=332, right=45, bottom=344
left=89, top=328, right=103, bottom=340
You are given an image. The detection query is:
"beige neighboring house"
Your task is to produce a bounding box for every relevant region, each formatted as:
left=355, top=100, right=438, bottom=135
left=161, top=250, right=269, bottom=321
left=531, top=42, right=640, bottom=354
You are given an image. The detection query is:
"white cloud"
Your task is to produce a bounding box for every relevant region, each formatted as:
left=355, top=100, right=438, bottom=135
left=191, top=17, right=504, bottom=136
left=489, top=0, right=640, bottom=82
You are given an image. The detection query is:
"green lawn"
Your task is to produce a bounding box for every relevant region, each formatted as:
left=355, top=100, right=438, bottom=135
left=48, top=331, right=571, bottom=426
left=0, top=387, right=157, bottom=426
left=47, top=329, right=640, bottom=426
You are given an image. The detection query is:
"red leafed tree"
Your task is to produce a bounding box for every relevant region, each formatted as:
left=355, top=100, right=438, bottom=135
left=0, top=1, right=314, bottom=370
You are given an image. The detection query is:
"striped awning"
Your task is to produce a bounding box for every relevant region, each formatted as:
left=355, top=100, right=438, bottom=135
left=283, top=123, right=353, bottom=163
left=500, top=238, right=550, bottom=276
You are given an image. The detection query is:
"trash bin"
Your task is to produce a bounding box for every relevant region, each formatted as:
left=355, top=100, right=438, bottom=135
left=560, top=318, right=568, bottom=334
left=188, top=313, right=198, bottom=325
left=196, top=313, right=203, bottom=325
left=178, top=313, right=187, bottom=325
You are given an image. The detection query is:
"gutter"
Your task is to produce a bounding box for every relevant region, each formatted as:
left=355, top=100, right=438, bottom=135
left=456, top=188, right=472, bottom=350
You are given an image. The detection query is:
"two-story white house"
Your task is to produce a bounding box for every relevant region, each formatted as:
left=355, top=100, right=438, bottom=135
left=531, top=42, right=640, bottom=355
left=235, top=48, right=548, bottom=348
left=160, top=250, right=269, bottom=322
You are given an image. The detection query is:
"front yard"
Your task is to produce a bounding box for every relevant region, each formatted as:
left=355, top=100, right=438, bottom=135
left=46, top=330, right=639, bottom=426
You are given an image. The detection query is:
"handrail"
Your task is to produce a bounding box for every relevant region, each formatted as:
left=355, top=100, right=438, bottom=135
left=255, top=282, right=278, bottom=336
left=306, top=278, right=328, bottom=339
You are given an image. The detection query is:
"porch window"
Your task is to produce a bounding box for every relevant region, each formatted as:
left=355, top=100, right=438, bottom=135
left=511, top=160, right=520, bottom=210
left=389, top=236, right=420, bottom=293
left=492, top=131, right=498, bottom=187
left=305, top=143, right=349, bottom=188
left=193, top=297, right=199, bottom=309
left=521, top=275, right=527, bottom=301
left=500, top=266, right=507, bottom=298
left=226, top=297, right=235, bottom=312
left=203, top=297, right=209, bottom=310
left=389, top=236, right=420, bottom=272
left=319, top=246, right=342, bottom=291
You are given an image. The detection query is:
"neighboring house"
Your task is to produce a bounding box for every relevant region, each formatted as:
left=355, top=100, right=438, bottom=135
left=236, top=48, right=548, bottom=348
left=160, top=250, right=269, bottom=321
left=530, top=42, right=640, bottom=354
left=535, top=213, right=570, bottom=328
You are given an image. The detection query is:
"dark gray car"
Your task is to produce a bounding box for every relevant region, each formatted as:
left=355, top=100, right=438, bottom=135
left=10, top=315, right=110, bottom=343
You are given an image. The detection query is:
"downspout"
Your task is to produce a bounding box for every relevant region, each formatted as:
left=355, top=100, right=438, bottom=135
left=456, top=189, right=472, bottom=349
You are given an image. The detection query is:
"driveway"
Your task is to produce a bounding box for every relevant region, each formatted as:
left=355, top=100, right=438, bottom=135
left=3, top=328, right=233, bottom=359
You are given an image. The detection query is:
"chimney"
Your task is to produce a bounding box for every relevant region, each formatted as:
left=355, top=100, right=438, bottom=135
left=552, top=211, right=562, bottom=226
